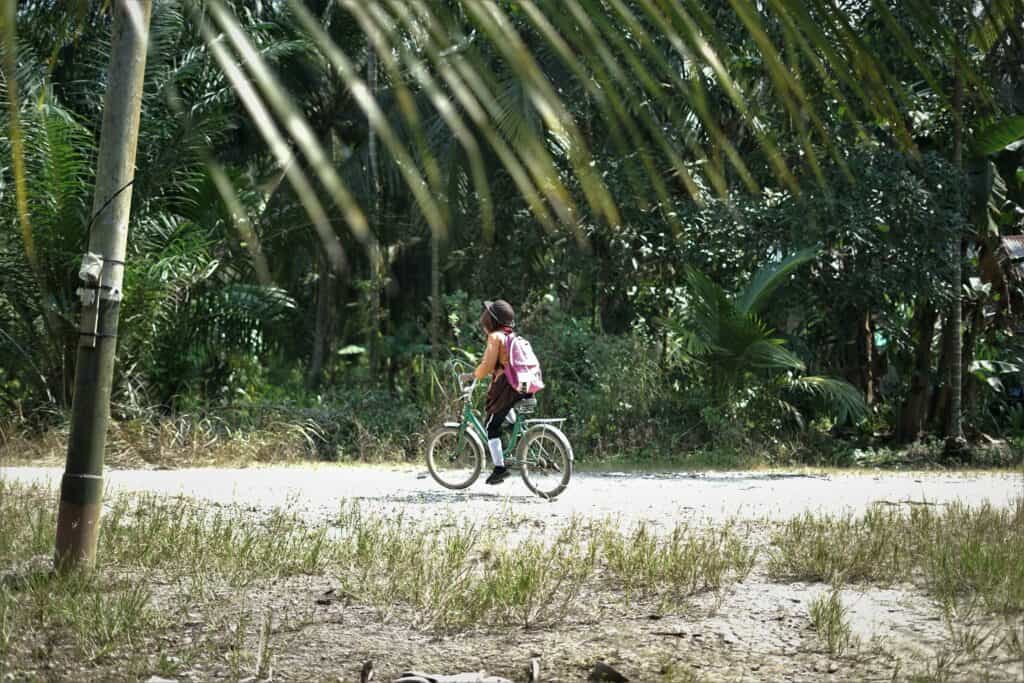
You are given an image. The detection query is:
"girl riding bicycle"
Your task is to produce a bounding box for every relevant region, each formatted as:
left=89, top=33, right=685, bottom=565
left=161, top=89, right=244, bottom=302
left=461, top=299, right=532, bottom=485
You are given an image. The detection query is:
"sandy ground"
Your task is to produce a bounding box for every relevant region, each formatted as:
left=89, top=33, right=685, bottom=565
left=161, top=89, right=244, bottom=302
left=3, top=464, right=1022, bottom=681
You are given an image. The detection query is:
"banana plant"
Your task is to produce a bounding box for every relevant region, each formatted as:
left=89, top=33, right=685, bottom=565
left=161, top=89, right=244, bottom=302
left=958, top=115, right=1024, bottom=416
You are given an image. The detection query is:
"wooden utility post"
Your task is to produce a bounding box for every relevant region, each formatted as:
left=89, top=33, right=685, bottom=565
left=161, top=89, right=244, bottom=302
left=55, top=0, right=152, bottom=569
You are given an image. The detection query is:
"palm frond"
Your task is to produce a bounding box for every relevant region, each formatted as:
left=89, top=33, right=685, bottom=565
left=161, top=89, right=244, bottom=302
left=742, top=339, right=806, bottom=372
left=683, top=265, right=734, bottom=333
left=759, top=395, right=806, bottom=430
left=736, top=247, right=818, bottom=316
left=972, top=115, right=1024, bottom=156
left=787, top=375, right=868, bottom=424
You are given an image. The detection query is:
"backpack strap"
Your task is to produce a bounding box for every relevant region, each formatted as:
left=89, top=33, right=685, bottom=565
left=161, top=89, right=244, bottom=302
left=500, top=331, right=514, bottom=388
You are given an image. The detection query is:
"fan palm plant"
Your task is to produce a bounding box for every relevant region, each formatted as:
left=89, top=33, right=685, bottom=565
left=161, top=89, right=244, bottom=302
left=0, top=1, right=311, bottom=411
left=666, top=249, right=867, bottom=430
left=0, top=67, right=94, bottom=405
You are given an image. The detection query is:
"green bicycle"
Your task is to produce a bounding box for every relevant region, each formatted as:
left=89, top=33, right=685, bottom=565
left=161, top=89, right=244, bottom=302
left=425, top=365, right=574, bottom=499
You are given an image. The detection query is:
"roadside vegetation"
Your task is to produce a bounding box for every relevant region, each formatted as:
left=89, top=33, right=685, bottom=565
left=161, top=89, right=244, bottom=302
left=0, top=479, right=757, bottom=678
left=1, top=1, right=1022, bottom=680
left=770, top=498, right=1024, bottom=613
left=773, top=499, right=1024, bottom=680
left=2, top=479, right=1021, bottom=680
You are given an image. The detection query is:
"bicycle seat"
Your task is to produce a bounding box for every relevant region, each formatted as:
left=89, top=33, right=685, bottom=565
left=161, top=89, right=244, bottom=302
left=518, top=398, right=538, bottom=414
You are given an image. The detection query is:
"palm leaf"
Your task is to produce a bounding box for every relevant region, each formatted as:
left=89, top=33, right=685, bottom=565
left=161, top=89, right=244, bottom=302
left=742, top=339, right=806, bottom=372
left=736, top=247, right=818, bottom=316
left=787, top=376, right=868, bottom=424
left=972, top=115, right=1024, bottom=156
left=683, top=265, right=734, bottom=331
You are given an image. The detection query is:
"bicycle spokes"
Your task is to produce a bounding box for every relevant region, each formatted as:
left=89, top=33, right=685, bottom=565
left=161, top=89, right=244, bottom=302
left=426, top=427, right=484, bottom=490
left=520, top=427, right=572, bottom=499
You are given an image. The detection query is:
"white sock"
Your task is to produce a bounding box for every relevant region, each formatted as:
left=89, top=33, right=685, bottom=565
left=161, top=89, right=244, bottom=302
left=488, top=438, right=504, bottom=467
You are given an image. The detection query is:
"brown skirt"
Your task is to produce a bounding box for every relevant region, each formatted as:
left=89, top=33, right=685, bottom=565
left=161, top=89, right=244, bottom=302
left=485, top=373, right=522, bottom=417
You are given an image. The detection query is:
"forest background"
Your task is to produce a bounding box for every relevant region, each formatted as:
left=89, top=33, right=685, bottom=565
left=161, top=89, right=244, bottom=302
left=2, top=0, right=1024, bottom=469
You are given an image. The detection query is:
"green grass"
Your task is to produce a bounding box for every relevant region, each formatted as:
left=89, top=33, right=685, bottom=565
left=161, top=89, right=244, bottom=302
left=0, top=482, right=162, bottom=676
left=4, top=476, right=1021, bottom=679
left=600, top=520, right=757, bottom=602
left=808, top=587, right=855, bottom=656
left=0, top=479, right=758, bottom=678
left=768, top=498, right=1024, bottom=615
left=771, top=498, right=1024, bottom=680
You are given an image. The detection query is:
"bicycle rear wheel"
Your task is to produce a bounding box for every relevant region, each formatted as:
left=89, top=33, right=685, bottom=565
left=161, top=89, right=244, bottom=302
left=519, top=424, right=573, bottom=499
left=425, top=426, right=485, bottom=490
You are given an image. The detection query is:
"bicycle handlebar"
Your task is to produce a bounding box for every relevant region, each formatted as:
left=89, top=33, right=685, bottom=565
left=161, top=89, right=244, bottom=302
left=447, top=360, right=479, bottom=401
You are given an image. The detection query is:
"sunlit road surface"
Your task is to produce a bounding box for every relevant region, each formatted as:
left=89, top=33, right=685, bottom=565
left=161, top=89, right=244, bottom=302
left=3, top=465, right=1020, bottom=528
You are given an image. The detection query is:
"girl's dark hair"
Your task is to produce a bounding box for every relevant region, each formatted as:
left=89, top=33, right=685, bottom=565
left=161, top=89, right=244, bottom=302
left=483, top=299, right=515, bottom=332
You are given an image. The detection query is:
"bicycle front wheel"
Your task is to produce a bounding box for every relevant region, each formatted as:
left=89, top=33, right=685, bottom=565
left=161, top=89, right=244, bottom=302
left=519, top=424, right=573, bottom=499
left=425, top=426, right=485, bottom=490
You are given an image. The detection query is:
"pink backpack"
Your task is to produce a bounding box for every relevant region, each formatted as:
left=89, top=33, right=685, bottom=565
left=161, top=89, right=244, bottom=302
left=504, top=332, right=545, bottom=394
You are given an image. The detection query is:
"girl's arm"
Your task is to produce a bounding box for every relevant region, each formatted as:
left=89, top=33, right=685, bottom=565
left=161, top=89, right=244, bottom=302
left=472, top=333, right=501, bottom=380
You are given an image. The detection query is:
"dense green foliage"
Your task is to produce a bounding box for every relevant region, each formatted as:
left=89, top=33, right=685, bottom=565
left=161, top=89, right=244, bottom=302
left=2, top=1, right=1024, bottom=463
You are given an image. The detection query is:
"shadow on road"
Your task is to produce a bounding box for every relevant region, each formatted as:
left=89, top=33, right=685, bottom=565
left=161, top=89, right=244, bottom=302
left=353, top=490, right=547, bottom=505
left=578, top=471, right=825, bottom=482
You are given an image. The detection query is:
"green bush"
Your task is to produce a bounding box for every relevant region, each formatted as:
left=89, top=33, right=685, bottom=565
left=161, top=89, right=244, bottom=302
left=520, top=303, right=680, bottom=458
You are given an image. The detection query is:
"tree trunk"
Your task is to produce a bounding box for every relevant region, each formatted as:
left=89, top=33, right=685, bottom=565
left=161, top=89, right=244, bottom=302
left=307, top=246, right=336, bottom=390
left=931, top=314, right=954, bottom=431
left=366, top=40, right=382, bottom=380
left=944, top=69, right=965, bottom=448
left=430, top=232, right=441, bottom=359
left=961, top=298, right=984, bottom=416
left=897, top=303, right=938, bottom=444
left=55, top=0, right=152, bottom=569
left=843, top=308, right=875, bottom=405
left=858, top=311, right=875, bottom=406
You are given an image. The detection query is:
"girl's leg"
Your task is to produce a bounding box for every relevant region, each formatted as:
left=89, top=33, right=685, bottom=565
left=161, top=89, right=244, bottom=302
left=484, top=406, right=518, bottom=484
left=484, top=410, right=510, bottom=467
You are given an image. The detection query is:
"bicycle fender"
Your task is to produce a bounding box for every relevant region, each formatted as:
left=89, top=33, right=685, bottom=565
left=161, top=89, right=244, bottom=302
left=525, top=423, right=574, bottom=461
left=443, top=422, right=484, bottom=447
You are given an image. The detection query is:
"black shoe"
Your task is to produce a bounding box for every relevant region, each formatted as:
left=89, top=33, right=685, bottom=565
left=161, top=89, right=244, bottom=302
left=485, top=466, right=510, bottom=485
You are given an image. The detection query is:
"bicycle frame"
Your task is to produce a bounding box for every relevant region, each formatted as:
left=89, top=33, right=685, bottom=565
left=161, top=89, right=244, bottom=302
left=430, top=365, right=572, bottom=498
left=453, top=399, right=527, bottom=463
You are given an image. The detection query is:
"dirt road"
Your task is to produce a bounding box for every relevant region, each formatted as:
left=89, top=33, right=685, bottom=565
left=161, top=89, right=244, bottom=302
left=2, top=464, right=1019, bottom=527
